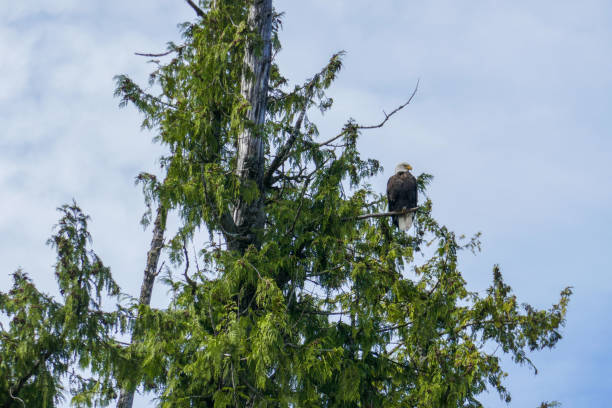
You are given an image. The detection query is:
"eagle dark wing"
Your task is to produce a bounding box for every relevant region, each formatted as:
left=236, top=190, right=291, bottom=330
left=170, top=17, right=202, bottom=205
left=387, top=172, right=418, bottom=227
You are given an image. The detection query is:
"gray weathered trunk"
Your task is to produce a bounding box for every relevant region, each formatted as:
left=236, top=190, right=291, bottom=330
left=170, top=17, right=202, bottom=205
left=231, top=0, right=273, bottom=252
left=118, top=2, right=273, bottom=405
left=116, top=204, right=166, bottom=408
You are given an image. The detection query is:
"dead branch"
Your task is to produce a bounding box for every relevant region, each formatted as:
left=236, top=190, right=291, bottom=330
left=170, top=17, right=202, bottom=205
left=357, top=79, right=419, bottom=130
left=135, top=50, right=175, bottom=58
left=316, top=79, right=419, bottom=147
left=137, top=204, right=167, bottom=305
left=185, top=0, right=206, bottom=18
left=153, top=261, right=166, bottom=278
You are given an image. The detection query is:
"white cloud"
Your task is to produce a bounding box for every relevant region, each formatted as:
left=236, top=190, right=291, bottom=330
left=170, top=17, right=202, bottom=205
left=3, top=1, right=83, bottom=22
left=0, top=27, right=36, bottom=102
left=3, top=1, right=612, bottom=407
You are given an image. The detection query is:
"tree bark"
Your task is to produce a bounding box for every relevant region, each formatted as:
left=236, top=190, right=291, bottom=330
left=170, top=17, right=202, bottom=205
left=116, top=203, right=167, bottom=408
left=231, top=0, right=273, bottom=252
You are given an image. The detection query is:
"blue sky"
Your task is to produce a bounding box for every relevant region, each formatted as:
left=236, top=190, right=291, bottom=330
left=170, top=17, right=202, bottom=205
left=2, top=1, right=611, bottom=406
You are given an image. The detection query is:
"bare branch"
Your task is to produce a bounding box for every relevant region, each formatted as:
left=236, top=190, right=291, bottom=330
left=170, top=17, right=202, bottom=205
left=153, top=261, right=166, bottom=278
left=314, top=127, right=350, bottom=148
left=316, top=79, right=419, bottom=147
left=357, top=79, right=419, bottom=130
left=135, top=50, right=174, bottom=58
left=184, top=0, right=206, bottom=18
left=138, top=204, right=167, bottom=305
left=350, top=207, right=418, bottom=221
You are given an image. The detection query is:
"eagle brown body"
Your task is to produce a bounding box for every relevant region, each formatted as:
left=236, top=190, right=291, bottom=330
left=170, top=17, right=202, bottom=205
left=387, top=165, right=417, bottom=230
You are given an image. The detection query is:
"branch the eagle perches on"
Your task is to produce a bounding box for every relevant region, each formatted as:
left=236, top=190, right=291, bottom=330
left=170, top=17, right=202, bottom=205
left=351, top=207, right=418, bottom=221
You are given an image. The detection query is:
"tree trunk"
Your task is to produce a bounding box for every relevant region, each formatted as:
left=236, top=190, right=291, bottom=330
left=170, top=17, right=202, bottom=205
left=231, top=0, right=273, bottom=252
left=118, top=1, right=273, bottom=405
left=116, top=204, right=166, bottom=408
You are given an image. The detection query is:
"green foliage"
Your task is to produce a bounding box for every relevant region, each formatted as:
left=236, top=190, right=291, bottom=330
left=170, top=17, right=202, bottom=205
left=109, top=1, right=571, bottom=406
left=0, top=203, right=127, bottom=407
left=1, top=1, right=571, bottom=407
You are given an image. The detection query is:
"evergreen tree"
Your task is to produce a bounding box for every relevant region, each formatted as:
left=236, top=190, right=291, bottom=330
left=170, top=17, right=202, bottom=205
left=0, top=203, right=127, bottom=407
left=1, top=1, right=571, bottom=407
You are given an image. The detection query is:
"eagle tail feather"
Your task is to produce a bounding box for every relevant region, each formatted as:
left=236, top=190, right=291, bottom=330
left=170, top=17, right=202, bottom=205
left=398, top=214, right=413, bottom=231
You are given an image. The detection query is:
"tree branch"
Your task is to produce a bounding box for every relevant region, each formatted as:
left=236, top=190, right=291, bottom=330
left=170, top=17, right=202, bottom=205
left=184, top=0, right=206, bottom=18
left=264, top=60, right=338, bottom=187
left=316, top=79, right=419, bottom=147
left=357, top=79, right=419, bottom=130
left=117, top=203, right=167, bottom=408
left=263, top=108, right=306, bottom=187
left=138, top=204, right=167, bottom=305
left=5, top=349, right=53, bottom=408
left=135, top=50, right=174, bottom=58
left=183, top=241, right=197, bottom=290
left=287, top=178, right=311, bottom=236
left=8, top=387, right=25, bottom=408
left=350, top=207, right=418, bottom=221
left=153, top=261, right=165, bottom=278
left=301, top=309, right=349, bottom=316
left=377, top=322, right=412, bottom=333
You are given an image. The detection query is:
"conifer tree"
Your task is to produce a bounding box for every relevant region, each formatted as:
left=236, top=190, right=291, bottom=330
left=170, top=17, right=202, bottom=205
left=0, top=1, right=571, bottom=407
left=0, top=203, right=126, bottom=407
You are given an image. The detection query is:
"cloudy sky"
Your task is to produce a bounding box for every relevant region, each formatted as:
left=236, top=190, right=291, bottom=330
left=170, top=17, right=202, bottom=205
left=2, top=1, right=611, bottom=406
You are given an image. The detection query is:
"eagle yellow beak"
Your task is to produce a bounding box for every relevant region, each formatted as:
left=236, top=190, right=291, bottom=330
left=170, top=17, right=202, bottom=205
left=404, top=164, right=413, bottom=171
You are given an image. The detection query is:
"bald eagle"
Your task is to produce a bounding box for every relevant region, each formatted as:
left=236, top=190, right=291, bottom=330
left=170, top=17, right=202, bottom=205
left=387, top=163, right=417, bottom=230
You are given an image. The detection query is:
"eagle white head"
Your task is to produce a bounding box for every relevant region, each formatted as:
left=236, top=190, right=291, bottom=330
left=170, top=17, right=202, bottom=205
left=395, top=162, right=413, bottom=174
